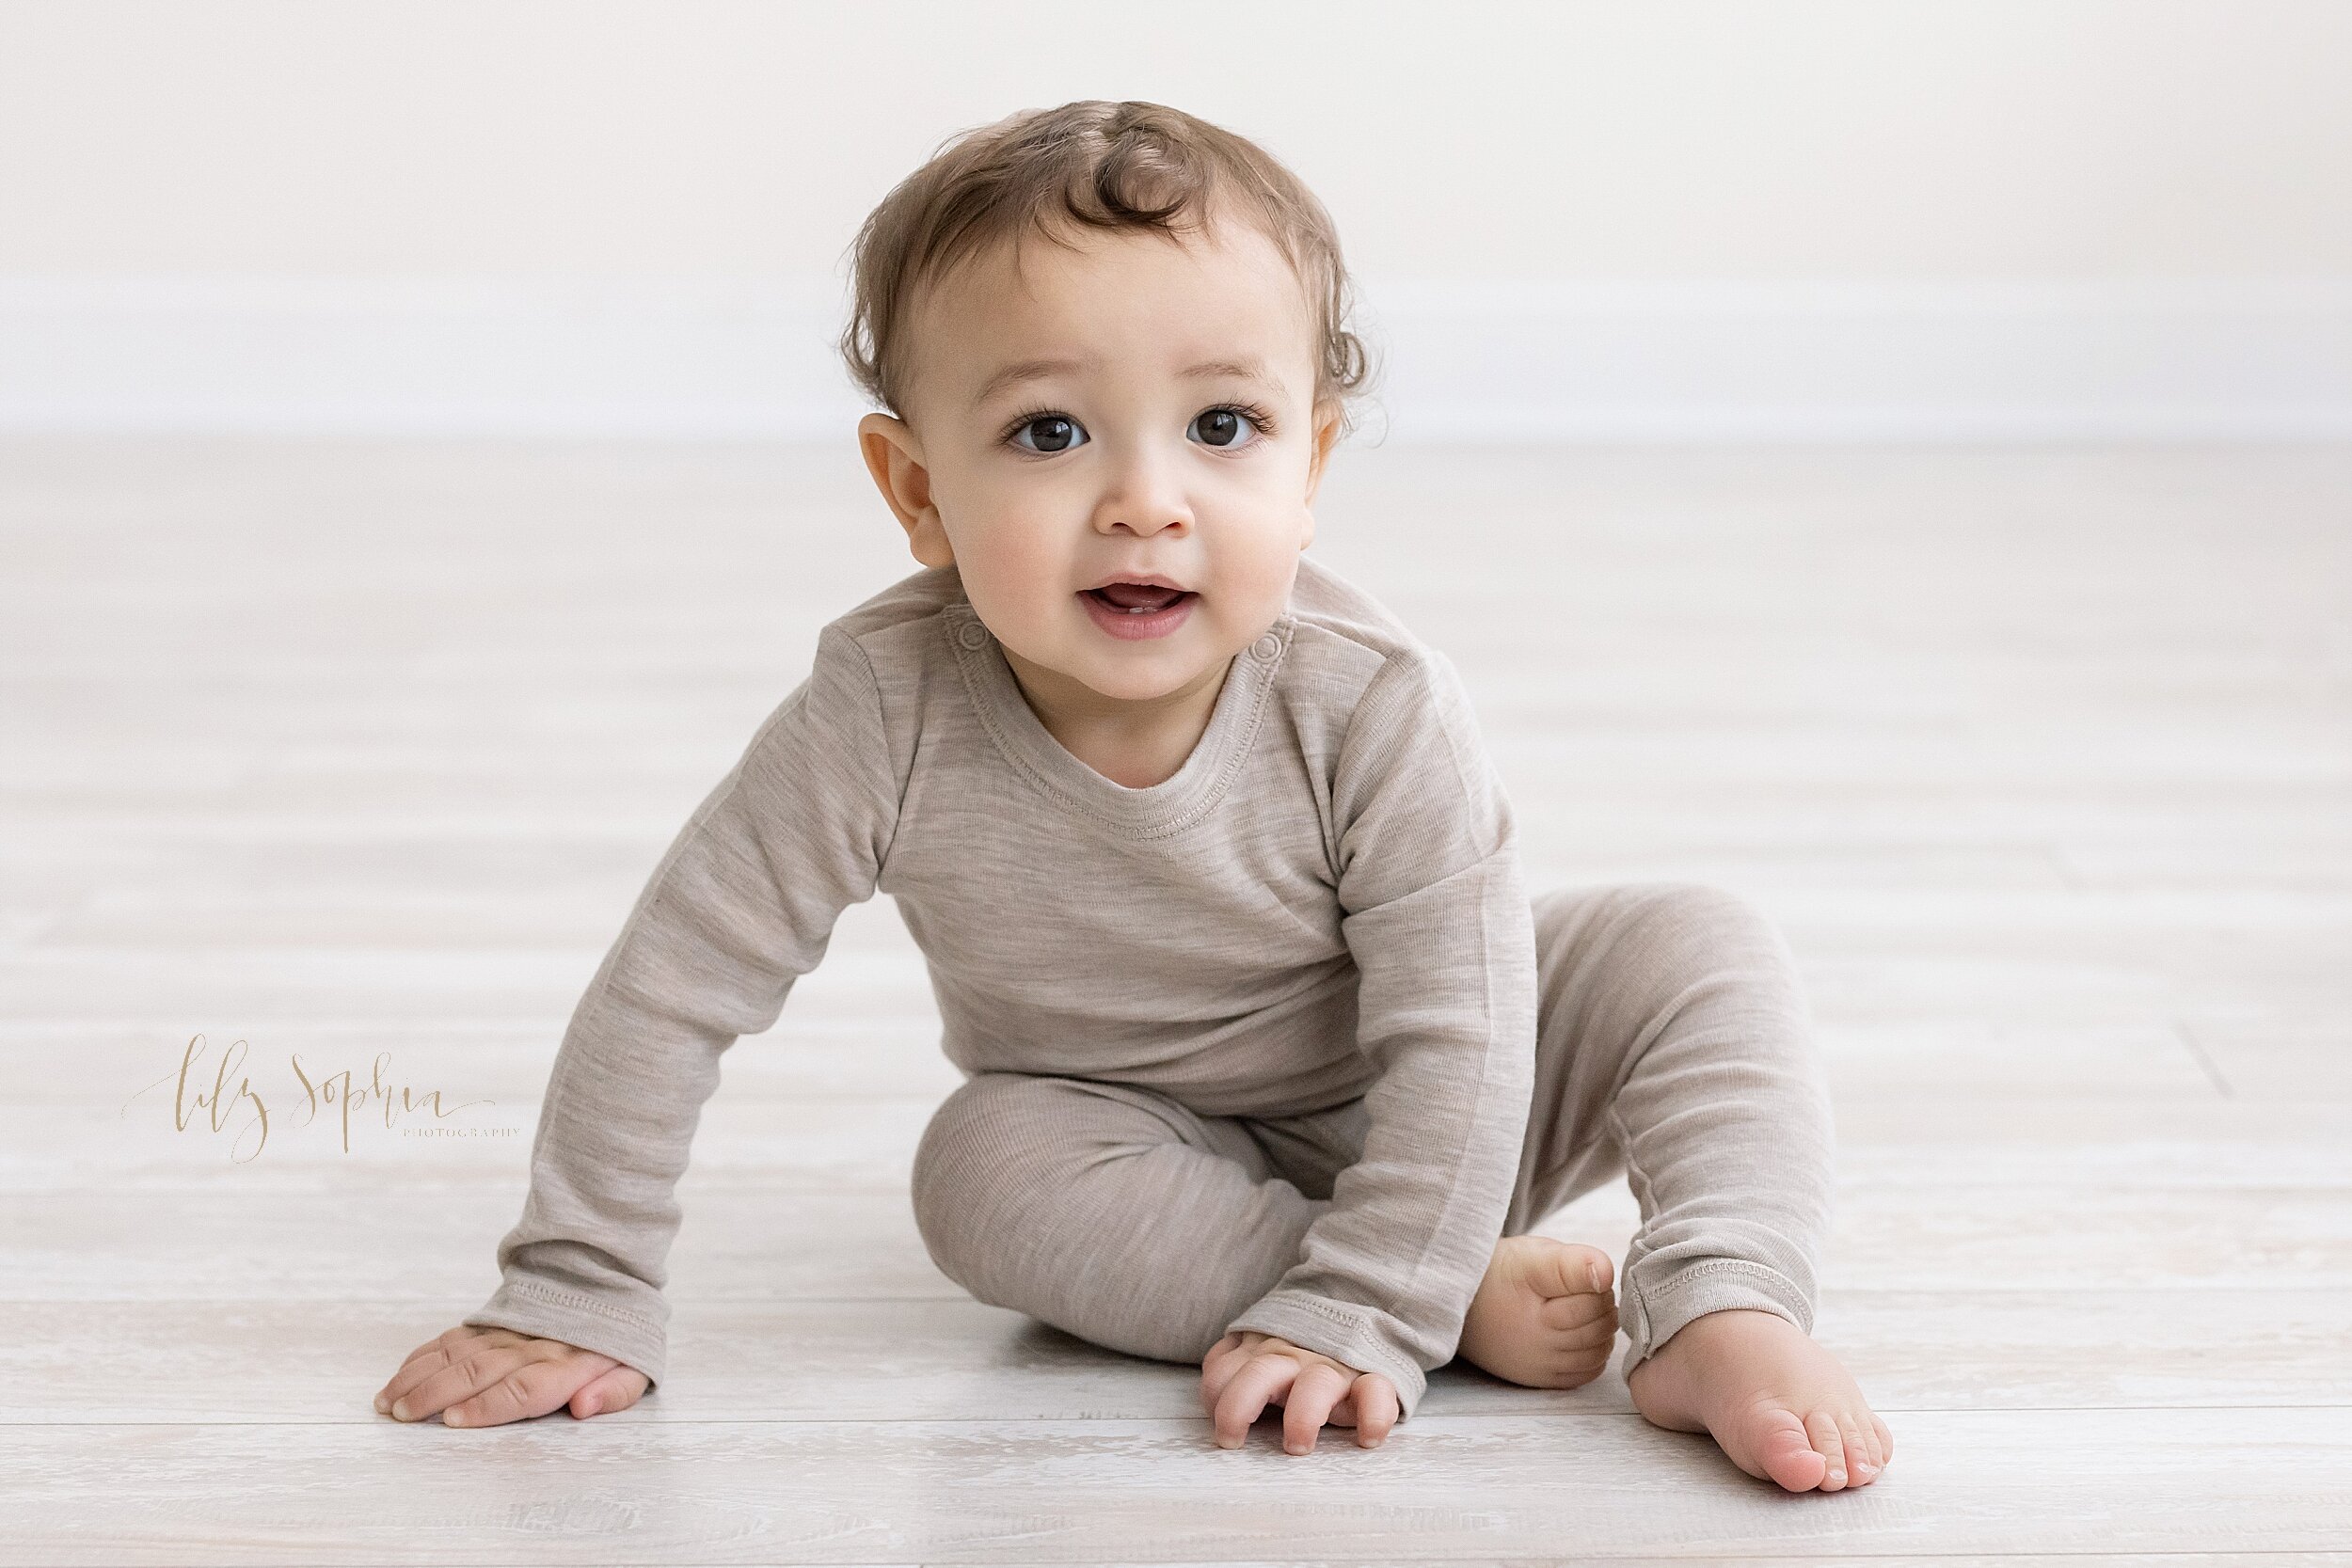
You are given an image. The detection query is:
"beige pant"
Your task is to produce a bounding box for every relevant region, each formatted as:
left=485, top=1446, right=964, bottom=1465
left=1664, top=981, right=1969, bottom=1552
left=910, top=881, right=1836, bottom=1382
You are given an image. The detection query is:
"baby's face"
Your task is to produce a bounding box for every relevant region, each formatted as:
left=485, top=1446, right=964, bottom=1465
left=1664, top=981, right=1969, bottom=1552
left=860, top=217, right=1340, bottom=709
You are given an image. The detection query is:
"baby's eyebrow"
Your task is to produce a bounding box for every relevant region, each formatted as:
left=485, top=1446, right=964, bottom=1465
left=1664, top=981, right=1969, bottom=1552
left=970, top=355, right=1282, bottom=411
left=972, top=356, right=1090, bottom=410
left=1178, top=356, right=1283, bottom=395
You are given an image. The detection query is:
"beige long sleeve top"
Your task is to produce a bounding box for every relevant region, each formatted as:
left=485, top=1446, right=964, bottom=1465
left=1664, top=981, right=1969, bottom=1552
left=462, top=553, right=1539, bottom=1418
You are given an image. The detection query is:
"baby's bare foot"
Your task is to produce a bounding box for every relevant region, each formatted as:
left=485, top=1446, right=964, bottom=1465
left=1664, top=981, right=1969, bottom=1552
left=1625, top=1307, right=1893, bottom=1493
left=1456, top=1234, right=1619, bottom=1389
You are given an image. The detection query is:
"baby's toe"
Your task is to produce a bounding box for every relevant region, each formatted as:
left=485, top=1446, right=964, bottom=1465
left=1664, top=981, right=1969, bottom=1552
left=1576, top=1245, right=1614, bottom=1294
left=1836, top=1410, right=1879, bottom=1484
left=1540, top=1291, right=1616, bottom=1332
left=1747, top=1404, right=1829, bottom=1492
left=1871, top=1413, right=1894, bottom=1469
left=1805, top=1409, right=1849, bottom=1490
left=1533, top=1240, right=1613, bottom=1297
left=1549, top=1342, right=1614, bottom=1389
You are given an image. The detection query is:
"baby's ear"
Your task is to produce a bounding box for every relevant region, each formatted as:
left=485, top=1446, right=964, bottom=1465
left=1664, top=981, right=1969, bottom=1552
left=1303, top=398, right=1344, bottom=509
left=858, top=413, right=954, bottom=568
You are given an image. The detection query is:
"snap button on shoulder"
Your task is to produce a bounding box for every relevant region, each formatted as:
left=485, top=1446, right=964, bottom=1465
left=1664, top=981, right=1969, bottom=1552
left=955, top=620, right=991, bottom=650
left=1250, top=631, right=1283, bottom=662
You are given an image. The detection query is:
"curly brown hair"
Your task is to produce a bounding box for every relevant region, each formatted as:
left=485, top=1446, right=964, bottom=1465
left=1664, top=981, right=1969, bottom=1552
left=838, top=100, right=1377, bottom=440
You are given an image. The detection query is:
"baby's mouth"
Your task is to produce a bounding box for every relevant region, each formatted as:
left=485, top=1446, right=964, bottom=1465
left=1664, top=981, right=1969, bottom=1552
left=1085, top=582, right=1195, bottom=615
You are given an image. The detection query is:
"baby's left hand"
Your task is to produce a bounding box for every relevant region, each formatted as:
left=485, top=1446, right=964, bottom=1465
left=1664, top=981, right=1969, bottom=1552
left=1199, top=1331, right=1399, bottom=1453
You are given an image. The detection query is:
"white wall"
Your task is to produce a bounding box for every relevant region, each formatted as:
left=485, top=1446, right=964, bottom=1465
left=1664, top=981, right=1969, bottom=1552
left=3, top=0, right=2348, bottom=438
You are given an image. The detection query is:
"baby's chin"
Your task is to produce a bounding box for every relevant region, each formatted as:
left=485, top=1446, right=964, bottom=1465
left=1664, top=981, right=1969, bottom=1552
left=1026, top=626, right=1239, bottom=707
left=1058, top=646, right=1233, bottom=706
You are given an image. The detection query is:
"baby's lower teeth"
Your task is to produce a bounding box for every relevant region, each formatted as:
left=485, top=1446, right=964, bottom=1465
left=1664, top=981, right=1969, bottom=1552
left=1097, top=590, right=1183, bottom=614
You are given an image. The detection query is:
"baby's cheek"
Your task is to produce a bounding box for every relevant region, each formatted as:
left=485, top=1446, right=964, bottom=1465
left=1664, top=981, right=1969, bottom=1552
left=960, top=548, right=1067, bottom=639
left=1205, top=565, right=1294, bottom=644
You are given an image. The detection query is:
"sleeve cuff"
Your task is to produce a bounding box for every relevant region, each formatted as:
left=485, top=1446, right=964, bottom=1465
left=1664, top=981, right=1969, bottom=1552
left=461, top=1275, right=669, bottom=1390
left=1224, top=1294, right=1432, bottom=1421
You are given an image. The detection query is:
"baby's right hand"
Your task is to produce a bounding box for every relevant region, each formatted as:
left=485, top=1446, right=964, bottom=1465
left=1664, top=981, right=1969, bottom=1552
left=373, top=1324, right=649, bottom=1429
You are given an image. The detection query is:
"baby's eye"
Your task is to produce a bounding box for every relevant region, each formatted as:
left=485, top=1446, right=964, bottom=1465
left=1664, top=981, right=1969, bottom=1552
left=1009, top=413, right=1087, bottom=454
left=1189, top=406, right=1263, bottom=450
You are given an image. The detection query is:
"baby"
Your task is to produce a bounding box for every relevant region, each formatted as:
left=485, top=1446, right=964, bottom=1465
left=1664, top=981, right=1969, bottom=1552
left=374, top=100, right=1891, bottom=1493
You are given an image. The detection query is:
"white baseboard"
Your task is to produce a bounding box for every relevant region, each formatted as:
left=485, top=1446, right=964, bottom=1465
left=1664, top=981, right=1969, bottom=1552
left=2, top=277, right=2347, bottom=441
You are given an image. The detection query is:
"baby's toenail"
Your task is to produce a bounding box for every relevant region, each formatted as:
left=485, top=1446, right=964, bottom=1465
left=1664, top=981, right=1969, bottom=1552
left=390, top=1401, right=409, bottom=1420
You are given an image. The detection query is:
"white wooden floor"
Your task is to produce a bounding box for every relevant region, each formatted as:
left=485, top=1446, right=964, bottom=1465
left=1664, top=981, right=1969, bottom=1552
left=3, top=436, right=2348, bottom=1565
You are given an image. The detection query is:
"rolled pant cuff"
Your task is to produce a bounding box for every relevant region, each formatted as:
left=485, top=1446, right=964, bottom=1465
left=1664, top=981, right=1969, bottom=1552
left=1621, top=1258, right=1814, bottom=1369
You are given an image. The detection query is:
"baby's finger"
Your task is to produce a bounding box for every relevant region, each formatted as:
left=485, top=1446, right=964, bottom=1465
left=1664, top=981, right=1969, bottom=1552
left=377, top=1333, right=479, bottom=1415
left=377, top=1326, right=512, bottom=1411
left=567, top=1363, right=648, bottom=1419
left=421, top=1323, right=518, bottom=1365
left=387, top=1341, right=538, bottom=1424
left=1280, top=1363, right=1351, bottom=1456
left=376, top=1330, right=465, bottom=1403
left=1211, top=1352, right=1300, bottom=1449
left=445, top=1354, right=598, bottom=1429
left=1198, top=1334, right=1245, bottom=1415
left=1350, top=1373, right=1400, bottom=1447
